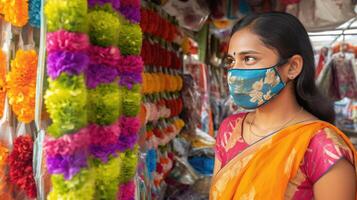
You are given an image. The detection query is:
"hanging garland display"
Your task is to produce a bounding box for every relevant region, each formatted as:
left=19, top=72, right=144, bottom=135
left=44, top=0, right=143, bottom=199
left=139, top=4, right=185, bottom=198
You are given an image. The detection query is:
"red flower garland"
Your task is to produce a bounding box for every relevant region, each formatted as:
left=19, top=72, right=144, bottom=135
left=8, top=135, right=37, bottom=198
left=140, top=8, right=178, bottom=42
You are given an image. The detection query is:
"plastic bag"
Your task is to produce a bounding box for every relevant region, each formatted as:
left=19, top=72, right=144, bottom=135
left=162, top=0, right=209, bottom=31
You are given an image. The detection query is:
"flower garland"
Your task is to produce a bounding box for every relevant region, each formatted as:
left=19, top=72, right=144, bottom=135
left=93, top=156, right=122, bottom=199
left=44, top=0, right=94, bottom=199
left=87, top=82, right=122, bottom=125
left=88, top=45, right=121, bottom=68
left=45, top=74, right=88, bottom=138
left=141, top=39, right=181, bottom=69
left=142, top=72, right=183, bottom=94
left=86, top=63, right=119, bottom=89
left=0, top=143, right=9, bottom=199
left=44, top=128, right=90, bottom=157
left=88, top=119, right=121, bottom=162
left=118, top=147, right=138, bottom=184
left=117, top=19, right=142, bottom=55
left=145, top=148, right=157, bottom=179
left=117, top=180, right=135, bottom=200
left=119, top=0, right=140, bottom=24
left=8, top=135, right=36, bottom=198
left=86, top=2, right=143, bottom=199
left=3, top=0, right=28, bottom=27
left=88, top=0, right=120, bottom=11
left=48, top=169, right=95, bottom=200
left=140, top=8, right=178, bottom=42
left=122, top=85, right=141, bottom=117
left=6, top=50, right=37, bottom=123
left=45, top=0, right=88, bottom=33
left=46, top=149, right=88, bottom=180
left=117, top=55, right=143, bottom=89
left=47, top=51, right=89, bottom=79
left=44, top=1, right=144, bottom=198
left=47, top=30, right=90, bottom=54
left=117, top=116, right=140, bottom=152
left=88, top=9, right=121, bottom=47
left=29, top=0, right=41, bottom=28
left=0, top=50, right=6, bottom=119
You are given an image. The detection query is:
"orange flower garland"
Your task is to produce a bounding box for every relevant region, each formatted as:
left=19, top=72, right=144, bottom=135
left=0, top=50, right=6, bottom=118
left=141, top=73, right=147, bottom=94
left=0, top=0, right=5, bottom=14
left=6, top=50, right=37, bottom=123
left=0, top=142, right=12, bottom=200
left=141, top=73, right=183, bottom=94
left=3, top=0, right=29, bottom=27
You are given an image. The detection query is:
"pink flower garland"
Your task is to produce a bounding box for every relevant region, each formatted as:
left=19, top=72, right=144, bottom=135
left=44, top=128, right=91, bottom=157
left=117, top=180, right=135, bottom=200
left=89, top=119, right=121, bottom=147
left=46, top=30, right=90, bottom=53
left=89, top=45, right=121, bottom=68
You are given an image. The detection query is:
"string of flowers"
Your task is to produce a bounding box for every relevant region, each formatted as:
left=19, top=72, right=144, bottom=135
left=47, top=168, right=95, bottom=200
left=8, top=135, right=37, bottom=198
left=29, top=0, right=41, bottom=28
left=6, top=50, right=37, bottom=123
left=0, top=50, right=6, bottom=119
left=2, top=0, right=29, bottom=27
left=0, top=142, right=12, bottom=200
left=115, top=1, right=143, bottom=199
left=44, top=1, right=144, bottom=198
left=140, top=4, right=185, bottom=197
left=86, top=2, right=143, bottom=198
left=44, top=0, right=92, bottom=199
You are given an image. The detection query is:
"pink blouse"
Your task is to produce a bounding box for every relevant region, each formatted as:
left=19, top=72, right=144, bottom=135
left=215, top=113, right=354, bottom=200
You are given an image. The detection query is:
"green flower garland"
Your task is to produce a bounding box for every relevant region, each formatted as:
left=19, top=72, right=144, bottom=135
left=117, top=18, right=142, bottom=55
left=93, top=156, right=122, bottom=200
left=88, top=8, right=120, bottom=47
left=121, top=85, right=141, bottom=117
left=44, top=73, right=88, bottom=138
left=48, top=169, right=95, bottom=200
left=118, top=146, right=138, bottom=184
left=45, top=0, right=88, bottom=33
left=87, top=82, right=123, bottom=125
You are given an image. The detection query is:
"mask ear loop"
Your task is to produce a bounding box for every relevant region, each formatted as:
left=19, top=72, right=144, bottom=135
left=272, top=58, right=290, bottom=86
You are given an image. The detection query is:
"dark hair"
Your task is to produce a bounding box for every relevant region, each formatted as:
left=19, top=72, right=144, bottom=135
left=231, top=12, right=335, bottom=123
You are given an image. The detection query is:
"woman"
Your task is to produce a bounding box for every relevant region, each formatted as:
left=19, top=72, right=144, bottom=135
left=210, top=12, right=357, bottom=200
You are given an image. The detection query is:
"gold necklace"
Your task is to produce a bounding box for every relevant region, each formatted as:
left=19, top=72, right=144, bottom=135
left=249, top=107, right=304, bottom=138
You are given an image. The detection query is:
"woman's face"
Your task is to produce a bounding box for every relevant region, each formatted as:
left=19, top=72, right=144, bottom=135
left=226, top=28, right=281, bottom=70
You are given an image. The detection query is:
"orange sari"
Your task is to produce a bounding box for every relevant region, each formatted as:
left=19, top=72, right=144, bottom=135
left=210, top=121, right=357, bottom=200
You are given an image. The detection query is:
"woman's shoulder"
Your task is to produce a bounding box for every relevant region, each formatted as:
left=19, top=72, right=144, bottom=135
left=309, top=127, right=354, bottom=157
left=302, top=127, right=355, bottom=184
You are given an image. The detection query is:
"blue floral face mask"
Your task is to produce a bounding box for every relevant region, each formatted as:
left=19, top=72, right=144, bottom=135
left=227, top=63, right=286, bottom=109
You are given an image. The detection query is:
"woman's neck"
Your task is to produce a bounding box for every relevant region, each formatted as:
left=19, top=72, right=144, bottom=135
left=253, top=84, right=302, bottom=129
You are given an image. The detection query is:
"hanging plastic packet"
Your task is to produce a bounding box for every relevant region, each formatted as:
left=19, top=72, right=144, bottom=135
left=162, top=0, right=209, bottom=31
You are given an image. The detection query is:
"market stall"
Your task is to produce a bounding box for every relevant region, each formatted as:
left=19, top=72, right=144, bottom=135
left=0, top=0, right=356, bottom=200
